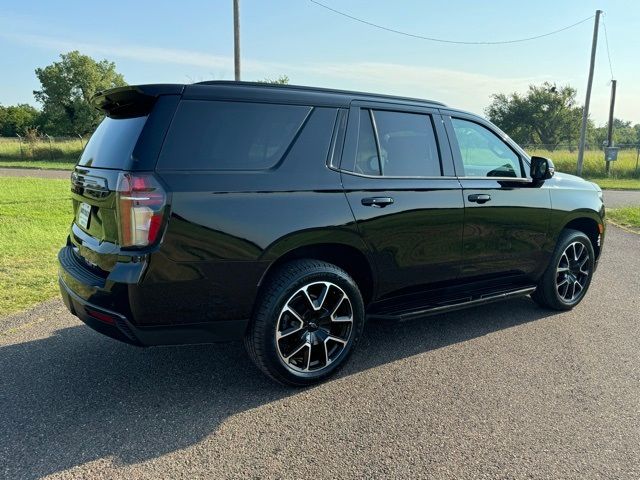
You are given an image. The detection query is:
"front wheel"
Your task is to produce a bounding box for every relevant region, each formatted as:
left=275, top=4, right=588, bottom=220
left=531, top=229, right=595, bottom=310
left=245, top=259, right=365, bottom=386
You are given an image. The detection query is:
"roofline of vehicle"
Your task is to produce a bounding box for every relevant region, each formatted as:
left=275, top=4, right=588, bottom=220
left=95, top=84, right=186, bottom=99
left=440, top=105, right=497, bottom=119
left=193, top=80, right=447, bottom=107
left=95, top=82, right=447, bottom=109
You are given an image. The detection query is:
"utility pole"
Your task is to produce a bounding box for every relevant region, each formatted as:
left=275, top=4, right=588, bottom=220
left=576, top=9, right=602, bottom=177
left=605, top=79, right=617, bottom=175
left=233, top=0, right=241, bottom=81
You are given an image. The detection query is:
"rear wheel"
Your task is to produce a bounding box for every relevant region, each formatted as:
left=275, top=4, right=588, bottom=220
left=245, top=259, right=365, bottom=386
left=531, top=229, right=595, bottom=310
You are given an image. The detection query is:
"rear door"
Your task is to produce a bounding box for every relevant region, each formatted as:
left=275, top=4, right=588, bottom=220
left=340, top=102, right=464, bottom=299
left=442, top=112, right=551, bottom=280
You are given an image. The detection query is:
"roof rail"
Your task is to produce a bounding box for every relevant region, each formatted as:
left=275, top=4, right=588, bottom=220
left=194, top=80, right=446, bottom=107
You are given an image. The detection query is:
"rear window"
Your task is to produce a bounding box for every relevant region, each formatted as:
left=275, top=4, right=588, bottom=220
left=78, top=116, right=147, bottom=169
left=157, top=100, right=311, bottom=171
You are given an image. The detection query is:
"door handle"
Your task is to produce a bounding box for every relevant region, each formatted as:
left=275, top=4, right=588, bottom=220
left=361, top=197, right=394, bottom=208
left=468, top=193, right=492, bottom=204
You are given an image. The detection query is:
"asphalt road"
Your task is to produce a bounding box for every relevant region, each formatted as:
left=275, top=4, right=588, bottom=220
left=603, top=190, right=640, bottom=208
left=1, top=225, right=639, bottom=479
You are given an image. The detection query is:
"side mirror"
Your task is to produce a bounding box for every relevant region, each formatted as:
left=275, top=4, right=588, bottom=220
left=530, top=156, right=555, bottom=181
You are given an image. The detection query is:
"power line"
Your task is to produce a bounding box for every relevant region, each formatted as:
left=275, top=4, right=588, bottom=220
left=601, top=17, right=614, bottom=80
left=309, top=0, right=595, bottom=45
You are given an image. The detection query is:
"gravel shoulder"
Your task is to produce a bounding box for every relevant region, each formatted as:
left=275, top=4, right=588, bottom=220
left=1, top=227, right=639, bottom=479
left=0, top=167, right=70, bottom=180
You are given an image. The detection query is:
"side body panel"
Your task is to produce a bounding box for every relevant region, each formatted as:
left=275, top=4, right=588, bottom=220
left=457, top=178, right=552, bottom=279
left=146, top=106, right=362, bottom=326
left=342, top=175, right=464, bottom=298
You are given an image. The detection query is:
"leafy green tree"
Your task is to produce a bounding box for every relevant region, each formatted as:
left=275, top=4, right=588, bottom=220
left=609, top=119, right=640, bottom=145
left=259, top=75, right=290, bottom=84
left=588, top=118, right=640, bottom=147
left=485, top=82, right=583, bottom=150
left=34, top=51, right=126, bottom=135
left=0, top=104, right=41, bottom=136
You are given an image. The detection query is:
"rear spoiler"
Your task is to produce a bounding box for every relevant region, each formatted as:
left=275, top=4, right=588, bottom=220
left=93, top=84, right=185, bottom=119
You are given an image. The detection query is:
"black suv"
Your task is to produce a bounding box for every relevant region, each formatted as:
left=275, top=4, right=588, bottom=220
left=59, top=82, right=605, bottom=385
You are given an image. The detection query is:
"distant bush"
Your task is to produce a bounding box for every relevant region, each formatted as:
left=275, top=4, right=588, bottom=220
left=28, top=146, right=66, bottom=160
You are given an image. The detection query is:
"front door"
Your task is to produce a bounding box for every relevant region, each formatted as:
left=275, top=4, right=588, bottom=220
left=340, top=103, right=464, bottom=299
left=443, top=113, right=551, bottom=280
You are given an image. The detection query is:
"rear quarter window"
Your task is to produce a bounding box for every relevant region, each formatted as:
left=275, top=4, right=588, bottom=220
left=78, top=116, right=147, bottom=169
left=157, top=100, right=311, bottom=171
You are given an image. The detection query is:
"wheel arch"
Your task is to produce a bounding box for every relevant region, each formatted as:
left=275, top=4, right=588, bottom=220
left=258, top=239, right=376, bottom=306
left=560, top=213, right=602, bottom=258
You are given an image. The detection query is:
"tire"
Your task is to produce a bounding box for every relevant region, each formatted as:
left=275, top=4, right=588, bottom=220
left=244, top=259, right=365, bottom=386
left=531, top=229, right=595, bottom=311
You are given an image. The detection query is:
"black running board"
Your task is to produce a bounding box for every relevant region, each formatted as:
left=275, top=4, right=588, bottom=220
left=367, top=286, right=537, bottom=322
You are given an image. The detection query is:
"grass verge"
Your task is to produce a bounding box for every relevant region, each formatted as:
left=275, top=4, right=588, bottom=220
left=607, top=207, right=640, bottom=231
left=587, top=178, right=640, bottom=190
left=0, top=177, right=71, bottom=316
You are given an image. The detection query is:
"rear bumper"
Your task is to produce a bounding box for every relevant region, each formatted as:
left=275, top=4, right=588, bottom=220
left=59, top=276, right=142, bottom=345
left=58, top=246, right=249, bottom=346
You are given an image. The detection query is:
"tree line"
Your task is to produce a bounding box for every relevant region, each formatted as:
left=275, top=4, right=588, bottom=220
left=486, top=82, right=640, bottom=149
left=1, top=51, right=638, bottom=149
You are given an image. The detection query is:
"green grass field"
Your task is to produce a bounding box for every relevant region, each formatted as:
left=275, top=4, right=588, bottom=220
left=608, top=207, right=640, bottom=230
left=589, top=178, right=640, bottom=190
left=528, top=148, right=640, bottom=180
left=0, top=137, right=81, bottom=170
left=0, top=177, right=72, bottom=316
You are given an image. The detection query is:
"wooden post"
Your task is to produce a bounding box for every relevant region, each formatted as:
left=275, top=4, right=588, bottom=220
left=577, top=10, right=602, bottom=176
left=233, top=0, right=241, bottom=81
left=46, top=134, right=54, bottom=162
left=605, top=80, right=617, bottom=176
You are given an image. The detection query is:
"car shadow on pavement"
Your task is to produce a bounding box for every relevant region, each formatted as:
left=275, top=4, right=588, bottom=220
left=0, top=296, right=556, bottom=478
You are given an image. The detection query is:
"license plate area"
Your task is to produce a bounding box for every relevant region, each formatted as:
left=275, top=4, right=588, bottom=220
left=78, top=202, right=91, bottom=229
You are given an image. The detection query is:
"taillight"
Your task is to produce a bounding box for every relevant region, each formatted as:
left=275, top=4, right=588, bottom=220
left=116, top=173, right=167, bottom=248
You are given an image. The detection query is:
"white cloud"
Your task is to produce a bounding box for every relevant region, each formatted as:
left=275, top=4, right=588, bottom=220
left=2, top=32, right=235, bottom=70
left=0, top=31, right=618, bottom=122
left=291, top=61, right=553, bottom=115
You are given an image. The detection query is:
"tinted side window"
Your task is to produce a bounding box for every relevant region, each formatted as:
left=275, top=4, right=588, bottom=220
left=372, top=110, right=441, bottom=177
left=451, top=118, right=522, bottom=178
left=157, top=100, right=311, bottom=170
left=79, top=116, right=147, bottom=169
left=354, top=109, right=381, bottom=175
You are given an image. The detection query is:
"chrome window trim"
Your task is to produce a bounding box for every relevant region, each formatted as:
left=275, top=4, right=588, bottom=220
left=337, top=169, right=533, bottom=183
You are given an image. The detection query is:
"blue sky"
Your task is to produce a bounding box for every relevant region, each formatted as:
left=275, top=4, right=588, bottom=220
left=0, top=0, right=638, bottom=125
